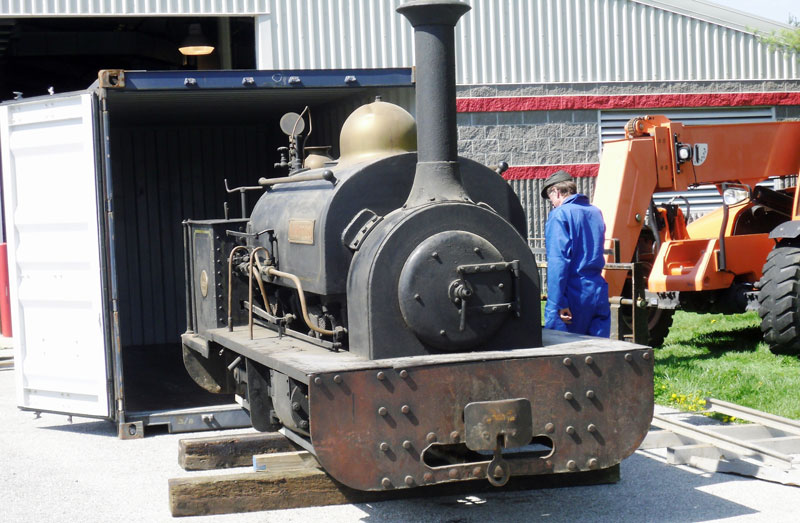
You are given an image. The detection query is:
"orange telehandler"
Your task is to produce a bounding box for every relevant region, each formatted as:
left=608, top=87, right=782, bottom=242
left=593, top=115, right=800, bottom=351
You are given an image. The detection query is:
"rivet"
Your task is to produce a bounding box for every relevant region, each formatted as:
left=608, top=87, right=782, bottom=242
left=498, top=283, right=504, bottom=289
left=439, top=329, right=446, bottom=336
left=566, top=425, right=576, bottom=435
left=563, top=357, right=572, bottom=366
left=292, top=402, right=301, bottom=411
left=624, top=353, right=633, bottom=362
left=376, top=371, right=386, bottom=381
left=643, top=351, right=652, bottom=360
left=380, top=442, right=389, bottom=452
left=448, top=468, right=459, bottom=479
left=564, top=391, right=574, bottom=401
left=474, top=247, right=481, bottom=254
left=588, top=458, right=599, bottom=470
left=472, top=466, right=482, bottom=476
left=414, top=293, right=421, bottom=301
left=585, top=356, right=594, bottom=365
left=378, top=407, right=388, bottom=416
left=567, top=460, right=577, bottom=470
left=333, top=375, right=343, bottom=384
left=403, top=440, right=412, bottom=449
left=426, top=432, right=437, bottom=443
left=401, top=405, right=411, bottom=414
left=405, top=475, right=415, bottom=486
left=381, top=477, right=392, bottom=488
left=588, top=423, right=597, bottom=433
left=399, top=370, right=409, bottom=379
left=313, top=377, right=322, bottom=385
left=586, top=390, right=596, bottom=399
left=423, top=472, right=433, bottom=482
left=450, top=431, right=460, bottom=442
left=545, top=422, right=555, bottom=433
left=431, top=252, right=439, bottom=259
left=545, top=460, right=553, bottom=468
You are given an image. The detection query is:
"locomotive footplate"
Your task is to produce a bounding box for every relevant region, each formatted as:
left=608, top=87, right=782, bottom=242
left=202, top=325, right=653, bottom=491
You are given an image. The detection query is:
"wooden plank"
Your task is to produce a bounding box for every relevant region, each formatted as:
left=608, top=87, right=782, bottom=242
left=178, top=432, right=300, bottom=471
left=169, top=464, right=621, bottom=517
left=252, top=450, right=317, bottom=473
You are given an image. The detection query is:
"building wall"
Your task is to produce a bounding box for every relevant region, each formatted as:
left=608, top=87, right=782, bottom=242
left=454, top=79, right=800, bottom=241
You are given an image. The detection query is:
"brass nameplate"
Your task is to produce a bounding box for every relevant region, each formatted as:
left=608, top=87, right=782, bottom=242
left=288, top=219, right=315, bottom=245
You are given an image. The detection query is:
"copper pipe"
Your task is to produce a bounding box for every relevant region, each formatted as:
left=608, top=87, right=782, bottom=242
left=248, top=247, right=271, bottom=340
left=266, top=267, right=336, bottom=337
left=227, top=246, right=249, bottom=331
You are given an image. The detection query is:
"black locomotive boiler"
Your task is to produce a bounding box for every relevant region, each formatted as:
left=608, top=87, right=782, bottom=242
left=181, top=0, right=653, bottom=491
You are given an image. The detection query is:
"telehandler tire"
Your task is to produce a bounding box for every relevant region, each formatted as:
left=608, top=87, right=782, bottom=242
left=758, top=242, right=800, bottom=355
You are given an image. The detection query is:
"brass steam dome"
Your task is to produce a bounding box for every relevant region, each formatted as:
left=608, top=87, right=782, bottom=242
left=338, top=98, right=417, bottom=165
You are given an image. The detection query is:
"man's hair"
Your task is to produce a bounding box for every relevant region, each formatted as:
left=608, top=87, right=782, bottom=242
left=549, top=180, right=577, bottom=196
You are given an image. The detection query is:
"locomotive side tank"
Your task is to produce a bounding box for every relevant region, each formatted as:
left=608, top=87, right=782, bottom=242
left=181, top=0, right=653, bottom=491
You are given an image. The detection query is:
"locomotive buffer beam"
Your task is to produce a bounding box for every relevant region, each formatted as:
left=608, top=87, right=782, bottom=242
left=202, top=324, right=654, bottom=491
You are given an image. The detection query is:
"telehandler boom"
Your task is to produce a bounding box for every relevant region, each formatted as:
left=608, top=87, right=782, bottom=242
left=593, top=115, right=800, bottom=351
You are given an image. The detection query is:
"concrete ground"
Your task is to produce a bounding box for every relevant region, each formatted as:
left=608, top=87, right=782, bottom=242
left=1, top=358, right=799, bottom=522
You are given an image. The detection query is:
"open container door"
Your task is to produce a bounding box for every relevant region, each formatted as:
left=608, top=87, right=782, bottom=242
left=0, top=92, right=112, bottom=419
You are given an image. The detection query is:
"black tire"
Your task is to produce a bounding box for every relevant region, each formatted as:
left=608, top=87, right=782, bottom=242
left=758, top=243, right=800, bottom=355
left=621, top=307, right=675, bottom=347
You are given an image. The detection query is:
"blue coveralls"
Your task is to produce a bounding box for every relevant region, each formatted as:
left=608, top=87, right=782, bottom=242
left=544, top=193, right=610, bottom=337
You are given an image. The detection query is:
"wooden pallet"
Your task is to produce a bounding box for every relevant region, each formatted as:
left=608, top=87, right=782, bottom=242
left=169, top=431, right=620, bottom=517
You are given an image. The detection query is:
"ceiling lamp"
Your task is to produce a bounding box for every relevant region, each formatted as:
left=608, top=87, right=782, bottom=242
left=179, top=23, right=215, bottom=56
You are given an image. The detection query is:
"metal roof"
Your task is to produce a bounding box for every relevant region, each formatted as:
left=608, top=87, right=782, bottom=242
left=256, top=0, right=799, bottom=83
left=0, top=0, right=269, bottom=16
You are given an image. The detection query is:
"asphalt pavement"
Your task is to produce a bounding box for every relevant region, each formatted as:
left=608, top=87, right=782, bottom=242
left=1, top=356, right=798, bottom=522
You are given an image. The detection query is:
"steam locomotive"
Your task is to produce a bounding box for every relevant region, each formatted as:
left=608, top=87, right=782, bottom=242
left=181, top=0, right=653, bottom=491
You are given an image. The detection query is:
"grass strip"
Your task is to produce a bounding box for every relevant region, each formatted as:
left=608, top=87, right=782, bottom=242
left=654, top=311, right=800, bottom=420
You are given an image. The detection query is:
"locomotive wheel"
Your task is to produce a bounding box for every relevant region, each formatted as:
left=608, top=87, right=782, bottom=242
left=758, top=242, right=800, bottom=355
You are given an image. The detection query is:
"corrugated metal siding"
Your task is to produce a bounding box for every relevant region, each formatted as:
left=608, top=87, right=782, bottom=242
left=258, top=0, right=799, bottom=82
left=0, top=0, right=268, bottom=15
left=110, top=124, right=273, bottom=347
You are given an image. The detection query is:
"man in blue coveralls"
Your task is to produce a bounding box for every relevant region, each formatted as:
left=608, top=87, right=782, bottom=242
left=541, top=170, right=610, bottom=336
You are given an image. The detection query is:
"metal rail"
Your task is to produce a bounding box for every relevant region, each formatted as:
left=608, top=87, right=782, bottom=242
left=651, top=413, right=797, bottom=468
left=648, top=398, right=800, bottom=477
left=704, top=398, right=800, bottom=437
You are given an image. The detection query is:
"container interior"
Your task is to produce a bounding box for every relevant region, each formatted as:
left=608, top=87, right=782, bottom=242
left=105, top=85, right=415, bottom=413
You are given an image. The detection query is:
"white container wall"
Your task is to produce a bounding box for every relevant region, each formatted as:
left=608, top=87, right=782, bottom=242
left=1, top=93, right=111, bottom=418
left=257, top=0, right=799, bottom=83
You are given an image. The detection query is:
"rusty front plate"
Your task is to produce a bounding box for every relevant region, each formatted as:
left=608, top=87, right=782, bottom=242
left=308, top=347, right=653, bottom=491
left=464, top=398, right=533, bottom=451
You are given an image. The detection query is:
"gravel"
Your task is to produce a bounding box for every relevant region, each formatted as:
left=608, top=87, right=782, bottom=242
left=1, top=360, right=798, bottom=523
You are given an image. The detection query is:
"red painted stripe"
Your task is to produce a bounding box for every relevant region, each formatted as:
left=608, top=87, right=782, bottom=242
left=503, top=164, right=600, bottom=180
left=458, top=92, right=800, bottom=112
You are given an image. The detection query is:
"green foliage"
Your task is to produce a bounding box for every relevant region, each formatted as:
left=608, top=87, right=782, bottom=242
left=752, top=16, right=800, bottom=57
left=654, top=311, right=800, bottom=420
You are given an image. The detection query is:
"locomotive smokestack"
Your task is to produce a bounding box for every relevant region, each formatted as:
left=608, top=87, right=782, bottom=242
left=398, top=0, right=470, bottom=206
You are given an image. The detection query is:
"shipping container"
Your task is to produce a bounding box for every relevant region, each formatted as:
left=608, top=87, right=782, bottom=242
left=0, top=68, right=414, bottom=437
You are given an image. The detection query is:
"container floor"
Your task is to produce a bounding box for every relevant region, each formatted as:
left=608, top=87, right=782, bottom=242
left=122, top=343, right=235, bottom=412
